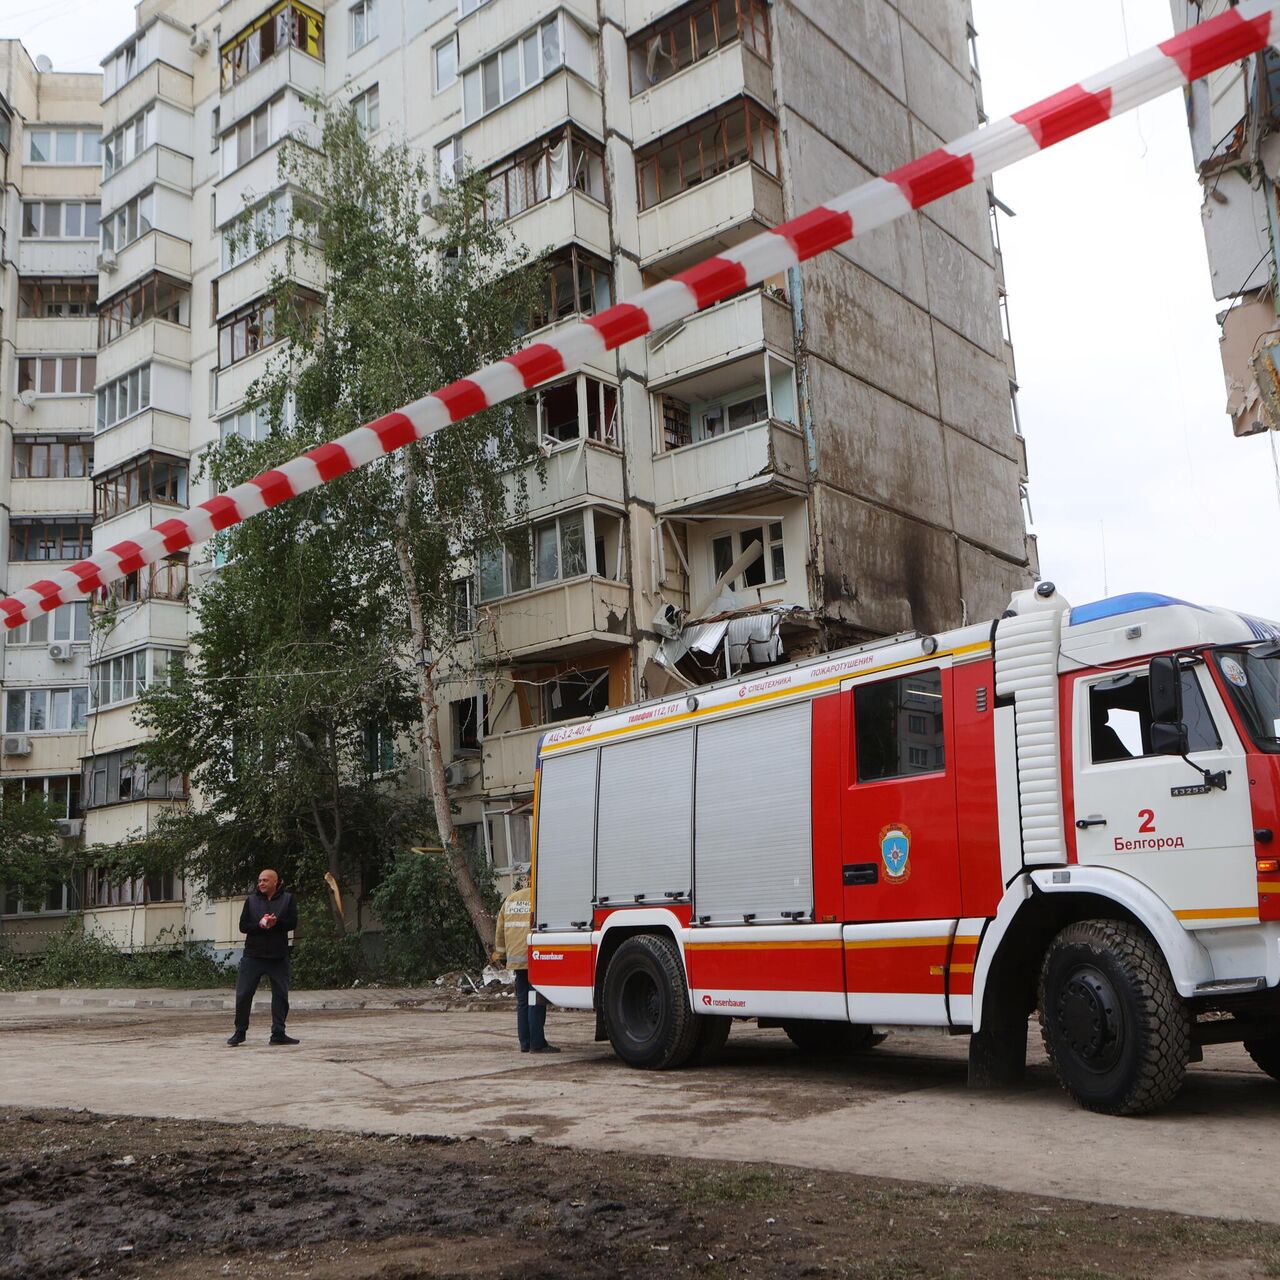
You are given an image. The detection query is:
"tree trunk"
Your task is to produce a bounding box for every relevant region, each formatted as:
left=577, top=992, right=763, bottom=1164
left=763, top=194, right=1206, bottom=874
left=394, top=456, right=496, bottom=951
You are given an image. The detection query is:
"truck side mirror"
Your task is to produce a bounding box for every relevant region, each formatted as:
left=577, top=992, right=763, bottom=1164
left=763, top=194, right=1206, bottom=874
left=1148, top=655, right=1188, bottom=756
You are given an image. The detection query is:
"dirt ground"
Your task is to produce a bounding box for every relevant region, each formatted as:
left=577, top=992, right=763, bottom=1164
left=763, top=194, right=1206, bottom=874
left=4, top=1107, right=1280, bottom=1280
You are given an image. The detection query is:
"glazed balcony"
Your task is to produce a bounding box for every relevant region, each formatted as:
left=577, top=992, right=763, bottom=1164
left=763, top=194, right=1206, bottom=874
left=630, top=41, right=773, bottom=146
left=636, top=162, right=782, bottom=268
left=505, top=187, right=610, bottom=263
left=100, top=229, right=192, bottom=297
left=463, top=70, right=603, bottom=172
left=653, top=417, right=807, bottom=514
left=97, top=319, right=190, bottom=385
left=101, top=145, right=194, bottom=215
left=504, top=441, right=625, bottom=519
left=458, top=0, right=597, bottom=66
left=482, top=723, right=545, bottom=796
left=646, top=287, right=792, bottom=384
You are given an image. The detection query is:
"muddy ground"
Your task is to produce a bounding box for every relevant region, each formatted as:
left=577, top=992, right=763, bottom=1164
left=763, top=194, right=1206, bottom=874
left=3, top=1108, right=1280, bottom=1280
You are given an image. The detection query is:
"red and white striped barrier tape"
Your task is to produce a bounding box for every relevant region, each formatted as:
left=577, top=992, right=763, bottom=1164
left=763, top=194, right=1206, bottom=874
left=3, top=4, right=1275, bottom=629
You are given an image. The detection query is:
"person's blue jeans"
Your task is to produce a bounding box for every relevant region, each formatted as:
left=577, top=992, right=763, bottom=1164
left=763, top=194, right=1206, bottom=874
left=514, top=969, right=547, bottom=1050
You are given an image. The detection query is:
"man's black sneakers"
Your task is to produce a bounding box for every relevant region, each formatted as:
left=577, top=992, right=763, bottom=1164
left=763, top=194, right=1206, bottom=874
left=529, top=1043, right=561, bottom=1054
left=269, top=1033, right=300, bottom=1045
left=226, top=1030, right=246, bottom=1046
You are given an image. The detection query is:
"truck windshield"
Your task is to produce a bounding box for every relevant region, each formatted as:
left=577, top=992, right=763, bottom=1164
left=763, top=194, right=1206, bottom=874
left=1214, top=647, right=1280, bottom=753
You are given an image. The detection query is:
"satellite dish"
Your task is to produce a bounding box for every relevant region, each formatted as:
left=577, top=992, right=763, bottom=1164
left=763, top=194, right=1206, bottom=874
left=35, top=54, right=53, bottom=73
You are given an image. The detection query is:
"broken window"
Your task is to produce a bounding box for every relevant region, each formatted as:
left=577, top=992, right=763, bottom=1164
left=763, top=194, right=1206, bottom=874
left=451, top=694, right=487, bottom=753
left=709, top=521, right=785, bottom=590
left=855, top=669, right=946, bottom=783
left=478, top=510, right=623, bottom=600
left=543, top=667, right=609, bottom=723
left=628, top=0, right=771, bottom=93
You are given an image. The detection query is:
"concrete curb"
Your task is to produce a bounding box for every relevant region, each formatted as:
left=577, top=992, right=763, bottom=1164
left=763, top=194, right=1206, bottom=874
left=0, top=986, right=510, bottom=1013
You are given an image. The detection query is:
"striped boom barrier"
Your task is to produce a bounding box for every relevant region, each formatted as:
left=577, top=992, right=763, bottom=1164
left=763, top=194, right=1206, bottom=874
left=3, top=3, right=1276, bottom=629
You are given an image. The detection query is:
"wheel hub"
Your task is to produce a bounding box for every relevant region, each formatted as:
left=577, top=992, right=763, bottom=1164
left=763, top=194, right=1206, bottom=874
left=619, top=970, right=661, bottom=1042
left=1056, top=967, right=1123, bottom=1072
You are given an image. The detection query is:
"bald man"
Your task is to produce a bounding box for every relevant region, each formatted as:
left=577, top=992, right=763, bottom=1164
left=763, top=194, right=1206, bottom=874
left=227, top=868, right=299, bottom=1047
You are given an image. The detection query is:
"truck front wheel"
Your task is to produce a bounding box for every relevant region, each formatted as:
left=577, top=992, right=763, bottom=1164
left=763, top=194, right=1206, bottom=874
left=602, top=934, right=700, bottom=1070
left=1038, top=919, right=1190, bottom=1116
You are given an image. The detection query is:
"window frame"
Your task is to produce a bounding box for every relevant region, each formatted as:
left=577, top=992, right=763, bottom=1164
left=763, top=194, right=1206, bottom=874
left=461, top=14, right=568, bottom=124
left=21, top=200, right=101, bottom=240
left=28, top=127, right=101, bottom=166
left=17, top=277, right=96, bottom=318
left=98, top=273, right=190, bottom=346
left=219, top=1, right=325, bottom=89
left=8, top=518, right=93, bottom=563
left=434, top=34, right=458, bottom=91
left=16, top=355, right=96, bottom=399
left=95, top=364, right=153, bottom=434
left=350, top=0, right=378, bottom=52
left=853, top=668, right=947, bottom=784
left=4, top=685, right=90, bottom=734
left=12, top=436, right=93, bottom=481
left=628, top=0, right=771, bottom=95
left=635, top=95, right=780, bottom=210
left=6, top=601, right=90, bottom=645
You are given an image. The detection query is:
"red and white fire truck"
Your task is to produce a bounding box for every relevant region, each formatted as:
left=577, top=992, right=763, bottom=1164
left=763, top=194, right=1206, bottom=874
left=527, top=584, right=1280, bottom=1114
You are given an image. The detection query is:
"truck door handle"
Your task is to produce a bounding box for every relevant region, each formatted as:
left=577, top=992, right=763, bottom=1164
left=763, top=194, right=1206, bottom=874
left=1075, top=816, right=1107, bottom=829
left=843, top=863, right=879, bottom=886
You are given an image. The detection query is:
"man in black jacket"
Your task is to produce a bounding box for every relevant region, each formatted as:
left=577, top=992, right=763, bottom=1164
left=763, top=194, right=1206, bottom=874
left=227, top=869, right=299, bottom=1046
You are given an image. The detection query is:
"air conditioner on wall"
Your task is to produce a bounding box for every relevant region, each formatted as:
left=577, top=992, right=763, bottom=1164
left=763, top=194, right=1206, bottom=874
left=48, top=641, right=72, bottom=662
left=97, top=249, right=117, bottom=272
left=56, top=818, right=83, bottom=839
left=190, top=29, right=210, bottom=55
left=2, top=735, right=32, bottom=757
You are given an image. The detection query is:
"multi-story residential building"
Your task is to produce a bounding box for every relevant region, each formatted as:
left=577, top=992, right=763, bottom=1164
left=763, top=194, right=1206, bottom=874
left=8, top=0, right=1034, bottom=953
left=1171, top=0, right=1280, bottom=437
left=0, top=43, right=101, bottom=949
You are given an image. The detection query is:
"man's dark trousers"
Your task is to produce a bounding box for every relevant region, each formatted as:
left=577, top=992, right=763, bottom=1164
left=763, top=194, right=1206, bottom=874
left=235, top=954, right=290, bottom=1036
left=514, top=969, right=546, bottom=1050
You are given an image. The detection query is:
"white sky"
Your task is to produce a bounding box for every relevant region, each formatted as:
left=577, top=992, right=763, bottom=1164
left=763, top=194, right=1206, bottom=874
left=8, top=0, right=1278, bottom=618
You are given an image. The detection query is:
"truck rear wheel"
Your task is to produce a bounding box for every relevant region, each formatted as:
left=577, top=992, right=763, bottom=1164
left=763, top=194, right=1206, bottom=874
left=783, top=1020, right=876, bottom=1056
left=602, top=934, right=700, bottom=1070
left=1038, top=919, right=1189, bottom=1116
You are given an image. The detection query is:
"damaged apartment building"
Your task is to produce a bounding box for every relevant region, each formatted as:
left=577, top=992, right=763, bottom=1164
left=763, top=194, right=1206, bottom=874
left=1171, top=0, right=1280, bottom=436
left=3, top=0, right=1034, bottom=949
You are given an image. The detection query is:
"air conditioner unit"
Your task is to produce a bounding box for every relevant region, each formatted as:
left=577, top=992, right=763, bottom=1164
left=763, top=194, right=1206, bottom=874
left=2, top=735, right=32, bottom=757
left=97, top=249, right=117, bottom=272
left=56, top=818, right=83, bottom=839
left=190, top=29, right=210, bottom=56
left=48, top=641, right=73, bottom=662
left=652, top=601, right=686, bottom=640
left=443, top=761, right=474, bottom=787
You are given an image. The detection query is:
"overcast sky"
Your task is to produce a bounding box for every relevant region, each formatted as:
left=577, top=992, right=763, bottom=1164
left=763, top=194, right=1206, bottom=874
left=9, top=0, right=1278, bottom=619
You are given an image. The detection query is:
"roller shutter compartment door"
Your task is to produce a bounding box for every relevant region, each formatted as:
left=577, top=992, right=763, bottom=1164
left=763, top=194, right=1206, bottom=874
left=534, top=748, right=598, bottom=930
left=694, top=701, right=813, bottom=924
left=596, top=728, right=694, bottom=904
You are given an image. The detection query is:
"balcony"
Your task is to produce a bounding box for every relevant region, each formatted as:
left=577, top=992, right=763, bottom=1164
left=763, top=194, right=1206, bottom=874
left=98, top=319, right=190, bottom=385
left=15, top=396, right=94, bottom=436
left=101, top=145, right=194, bottom=214
left=214, top=145, right=293, bottom=229
left=215, top=238, right=323, bottom=318
left=630, top=41, right=773, bottom=145
left=100, top=229, right=192, bottom=296
left=647, top=288, right=792, bottom=384
left=459, top=0, right=597, bottom=65
left=505, top=441, right=624, bottom=518
left=214, top=345, right=279, bottom=414
left=9, top=478, right=93, bottom=518
left=464, top=71, right=603, bottom=172
left=624, top=0, right=689, bottom=29
left=506, top=188, right=610, bottom=262
left=14, top=316, right=96, bottom=355
left=93, top=408, right=190, bottom=476
left=220, top=47, right=325, bottom=133
left=653, top=418, right=806, bottom=514
left=480, top=575, right=631, bottom=663
left=103, top=59, right=193, bottom=121
left=17, top=239, right=97, bottom=276
left=637, top=162, right=782, bottom=268
left=88, top=597, right=189, bottom=658
left=0, top=733, right=87, bottom=777
left=84, top=902, right=186, bottom=952
left=482, top=723, right=545, bottom=796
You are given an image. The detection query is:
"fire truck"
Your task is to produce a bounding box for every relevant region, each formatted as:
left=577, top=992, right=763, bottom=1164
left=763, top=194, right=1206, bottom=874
left=527, top=584, right=1280, bottom=1114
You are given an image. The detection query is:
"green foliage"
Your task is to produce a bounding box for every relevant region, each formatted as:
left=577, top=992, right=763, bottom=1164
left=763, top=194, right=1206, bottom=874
left=0, top=920, right=234, bottom=991
left=289, top=902, right=364, bottom=987
left=0, top=792, right=69, bottom=905
left=88, top=99, right=541, bottom=949
left=372, top=848, right=500, bottom=981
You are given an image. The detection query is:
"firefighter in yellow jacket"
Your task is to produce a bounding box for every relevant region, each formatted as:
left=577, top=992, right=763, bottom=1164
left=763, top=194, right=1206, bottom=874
left=492, top=874, right=558, bottom=1054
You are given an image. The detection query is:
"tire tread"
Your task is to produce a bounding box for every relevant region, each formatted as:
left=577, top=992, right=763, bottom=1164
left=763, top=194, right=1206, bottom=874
left=1038, top=919, right=1189, bottom=1116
